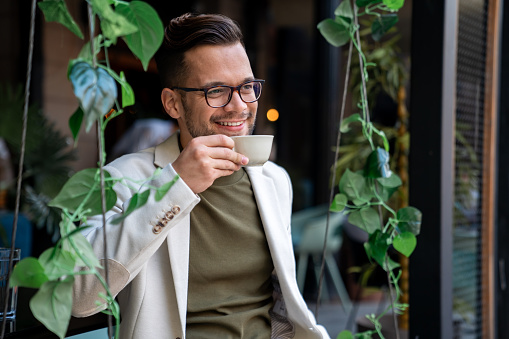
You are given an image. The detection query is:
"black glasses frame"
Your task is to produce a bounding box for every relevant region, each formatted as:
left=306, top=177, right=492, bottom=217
left=172, top=79, right=265, bottom=108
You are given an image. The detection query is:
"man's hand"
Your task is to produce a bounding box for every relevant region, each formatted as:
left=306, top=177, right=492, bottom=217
left=172, top=135, right=249, bottom=193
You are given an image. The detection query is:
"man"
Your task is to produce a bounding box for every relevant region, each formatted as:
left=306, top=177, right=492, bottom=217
left=72, top=13, right=330, bottom=339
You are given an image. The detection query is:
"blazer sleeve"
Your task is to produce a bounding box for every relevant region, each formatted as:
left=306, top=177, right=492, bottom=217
left=72, top=151, right=200, bottom=317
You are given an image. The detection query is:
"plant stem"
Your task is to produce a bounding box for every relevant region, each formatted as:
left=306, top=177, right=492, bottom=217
left=353, top=4, right=400, bottom=338
left=350, top=30, right=374, bottom=150
left=103, top=48, right=122, bottom=112
left=364, top=5, right=381, bottom=18
left=316, top=36, right=355, bottom=318
left=371, top=182, right=397, bottom=217
left=385, top=255, right=400, bottom=339
left=1, top=1, right=36, bottom=337
left=97, top=117, right=114, bottom=339
left=88, top=3, right=114, bottom=337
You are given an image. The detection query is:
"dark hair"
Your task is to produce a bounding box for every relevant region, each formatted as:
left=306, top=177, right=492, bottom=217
left=155, top=13, right=244, bottom=88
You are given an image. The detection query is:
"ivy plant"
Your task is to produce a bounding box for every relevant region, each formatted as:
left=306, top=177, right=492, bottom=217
left=8, top=1, right=175, bottom=338
left=318, top=1, right=422, bottom=338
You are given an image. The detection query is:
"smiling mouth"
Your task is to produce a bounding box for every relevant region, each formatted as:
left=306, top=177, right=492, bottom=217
left=217, top=121, right=243, bottom=127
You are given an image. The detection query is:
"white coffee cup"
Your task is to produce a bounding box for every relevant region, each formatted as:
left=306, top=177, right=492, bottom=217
left=231, top=135, right=274, bottom=166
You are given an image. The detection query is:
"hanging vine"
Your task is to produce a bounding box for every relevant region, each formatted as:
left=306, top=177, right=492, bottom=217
left=317, top=1, right=422, bottom=338
left=7, top=1, right=174, bottom=338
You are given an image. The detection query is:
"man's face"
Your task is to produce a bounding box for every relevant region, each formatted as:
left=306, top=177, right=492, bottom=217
left=173, top=43, right=258, bottom=147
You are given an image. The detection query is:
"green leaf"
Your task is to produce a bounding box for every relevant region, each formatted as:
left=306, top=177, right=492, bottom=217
left=340, top=113, right=362, bottom=133
left=153, top=168, right=163, bottom=177
left=356, top=0, right=382, bottom=7
left=58, top=212, right=77, bottom=236
left=77, top=35, right=104, bottom=62
left=30, top=277, right=74, bottom=339
left=373, top=127, right=390, bottom=152
left=372, top=14, right=399, bottom=42
left=49, top=168, right=117, bottom=216
left=119, top=71, right=135, bottom=107
left=393, top=231, right=417, bottom=257
left=383, top=256, right=400, bottom=271
left=62, top=223, right=92, bottom=240
left=397, top=206, right=422, bottom=235
left=69, top=107, right=83, bottom=143
left=337, top=330, right=354, bottom=339
left=10, top=257, right=48, bottom=289
left=66, top=58, right=81, bottom=80
left=339, top=169, right=368, bottom=203
left=98, top=66, right=134, bottom=108
left=116, top=1, right=164, bottom=71
left=364, top=147, right=392, bottom=178
left=92, top=0, right=138, bottom=44
left=39, top=248, right=76, bottom=281
left=317, top=18, right=351, bottom=47
left=69, top=62, right=118, bottom=132
left=334, top=0, right=353, bottom=19
left=376, top=173, right=402, bottom=200
left=330, top=193, right=348, bottom=212
left=62, top=230, right=101, bottom=268
left=377, top=173, right=402, bottom=188
left=348, top=207, right=380, bottom=234
left=38, top=0, right=84, bottom=39
left=383, top=0, right=405, bottom=10
left=336, top=16, right=352, bottom=30
left=58, top=215, right=100, bottom=268
left=155, top=175, right=180, bottom=201
left=364, top=230, right=390, bottom=267
left=111, top=189, right=150, bottom=225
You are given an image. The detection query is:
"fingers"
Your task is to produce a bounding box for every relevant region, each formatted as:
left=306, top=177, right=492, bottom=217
left=189, top=135, right=248, bottom=166
left=197, top=134, right=235, bottom=148
left=207, top=146, right=248, bottom=167
left=172, top=135, right=249, bottom=194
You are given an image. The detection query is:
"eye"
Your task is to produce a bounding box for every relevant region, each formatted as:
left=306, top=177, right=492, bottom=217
left=241, top=83, right=254, bottom=92
left=207, top=87, right=227, bottom=98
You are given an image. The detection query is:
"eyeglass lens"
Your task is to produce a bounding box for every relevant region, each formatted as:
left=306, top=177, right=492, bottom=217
left=206, top=81, right=262, bottom=107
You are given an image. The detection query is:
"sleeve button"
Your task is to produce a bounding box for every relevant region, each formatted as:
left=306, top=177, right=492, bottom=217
left=153, top=225, right=162, bottom=234
left=172, top=205, right=181, bottom=214
left=164, top=211, right=175, bottom=220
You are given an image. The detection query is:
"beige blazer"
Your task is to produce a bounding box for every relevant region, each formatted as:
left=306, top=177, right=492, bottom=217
left=72, top=133, right=330, bottom=339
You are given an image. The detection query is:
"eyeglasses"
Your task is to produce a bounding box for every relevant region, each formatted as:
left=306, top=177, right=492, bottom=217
left=172, top=79, right=265, bottom=108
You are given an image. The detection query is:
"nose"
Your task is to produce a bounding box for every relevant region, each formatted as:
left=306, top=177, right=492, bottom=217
left=224, top=89, right=248, bottom=112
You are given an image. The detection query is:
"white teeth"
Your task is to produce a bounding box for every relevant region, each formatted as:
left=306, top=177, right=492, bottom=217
left=219, top=121, right=242, bottom=126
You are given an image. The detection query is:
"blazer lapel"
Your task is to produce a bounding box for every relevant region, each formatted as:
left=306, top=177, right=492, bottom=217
left=246, top=166, right=315, bottom=328
left=154, top=132, right=181, bottom=168
left=245, top=166, right=295, bottom=279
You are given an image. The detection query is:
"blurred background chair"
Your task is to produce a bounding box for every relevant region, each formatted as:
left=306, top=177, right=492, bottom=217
left=292, top=205, right=352, bottom=313
left=291, top=204, right=330, bottom=249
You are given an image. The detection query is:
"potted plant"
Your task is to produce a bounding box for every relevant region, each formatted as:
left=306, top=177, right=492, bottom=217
left=0, top=83, right=77, bottom=247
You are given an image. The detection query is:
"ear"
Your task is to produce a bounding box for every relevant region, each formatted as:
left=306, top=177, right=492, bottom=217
left=161, top=88, right=182, bottom=119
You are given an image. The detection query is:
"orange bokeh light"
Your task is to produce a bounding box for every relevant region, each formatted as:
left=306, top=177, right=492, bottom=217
left=267, top=108, right=279, bottom=122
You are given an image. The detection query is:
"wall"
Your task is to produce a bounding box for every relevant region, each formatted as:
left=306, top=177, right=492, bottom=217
left=42, top=2, right=98, bottom=171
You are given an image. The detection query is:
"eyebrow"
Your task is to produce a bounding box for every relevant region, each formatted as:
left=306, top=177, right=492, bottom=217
left=200, top=77, right=256, bottom=88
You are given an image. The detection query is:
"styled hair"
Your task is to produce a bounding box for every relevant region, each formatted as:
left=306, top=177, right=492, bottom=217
left=155, top=13, right=244, bottom=88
